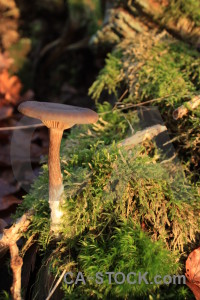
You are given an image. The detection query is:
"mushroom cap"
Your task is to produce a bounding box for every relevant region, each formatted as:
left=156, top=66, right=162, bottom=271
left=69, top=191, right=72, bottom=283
left=18, top=101, right=99, bottom=129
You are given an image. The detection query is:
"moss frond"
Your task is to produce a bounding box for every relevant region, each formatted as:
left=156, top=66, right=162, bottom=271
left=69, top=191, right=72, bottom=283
left=88, top=51, right=123, bottom=102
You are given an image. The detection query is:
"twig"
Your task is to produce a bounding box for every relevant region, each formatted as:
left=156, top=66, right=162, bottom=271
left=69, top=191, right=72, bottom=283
left=10, top=243, right=23, bottom=300
left=112, top=89, right=129, bottom=110
left=45, top=269, right=66, bottom=300
left=98, top=94, right=176, bottom=115
left=0, top=210, right=33, bottom=245
left=0, top=210, right=34, bottom=300
left=116, top=94, right=176, bottom=109
left=118, top=124, right=167, bottom=149
left=0, top=123, right=44, bottom=131
left=163, top=136, right=181, bottom=146
left=173, top=95, right=200, bottom=120
left=160, top=152, right=177, bottom=164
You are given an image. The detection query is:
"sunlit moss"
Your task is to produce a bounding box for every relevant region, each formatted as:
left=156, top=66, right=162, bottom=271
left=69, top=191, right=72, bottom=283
left=16, top=103, right=199, bottom=299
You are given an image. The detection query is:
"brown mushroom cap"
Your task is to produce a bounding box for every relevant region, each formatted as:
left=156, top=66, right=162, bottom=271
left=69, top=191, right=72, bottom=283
left=18, top=101, right=99, bottom=129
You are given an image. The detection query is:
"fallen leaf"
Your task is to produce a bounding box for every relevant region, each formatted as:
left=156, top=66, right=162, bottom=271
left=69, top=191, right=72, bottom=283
left=186, top=247, right=200, bottom=286
left=186, top=281, right=200, bottom=300
left=0, top=69, right=22, bottom=105
left=0, top=194, right=21, bottom=211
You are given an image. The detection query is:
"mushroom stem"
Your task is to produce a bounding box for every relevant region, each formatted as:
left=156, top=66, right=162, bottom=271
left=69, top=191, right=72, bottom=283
left=48, top=128, right=64, bottom=232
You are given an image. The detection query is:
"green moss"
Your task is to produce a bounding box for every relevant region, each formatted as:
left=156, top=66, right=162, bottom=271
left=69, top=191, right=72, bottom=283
left=164, top=0, right=200, bottom=26
left=89, top=39, right=200, bottom=107
left=62, top=222, right=179, bottom=299
left=88, top=37, right=200, bottom=177
left=138, top=41, right=200, bottom=107
left=15, top=103, right=199, bottom=299
left=135, top=40, right=200, bottom=172
left=88, top=51, right=123, bottom=102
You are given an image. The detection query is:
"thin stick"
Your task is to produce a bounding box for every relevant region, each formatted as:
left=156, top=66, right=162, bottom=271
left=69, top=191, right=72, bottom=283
left=112, top=89, right=129, bottom=110
left=0, top=124, right=44, bottom=131
left=10, top=243, right=23, bottom=300
left=0, top=210, right=33, bottom=300
left=98, top=94, right=177, bottom=115
left=45, top=269, right=66, bottom=300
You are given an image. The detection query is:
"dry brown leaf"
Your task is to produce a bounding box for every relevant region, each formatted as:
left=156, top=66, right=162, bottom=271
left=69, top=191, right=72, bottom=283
left=0, top=194, right=21, bottom=211
left=186, top=281, right=200, bottom=300
left=0, top=69, right=22, bottom=105
left=186, top=247, right=200, bottom=285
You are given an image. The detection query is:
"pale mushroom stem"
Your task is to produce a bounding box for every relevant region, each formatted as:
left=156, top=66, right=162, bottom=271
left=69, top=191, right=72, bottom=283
left=48, top=128, right=64, bottom=231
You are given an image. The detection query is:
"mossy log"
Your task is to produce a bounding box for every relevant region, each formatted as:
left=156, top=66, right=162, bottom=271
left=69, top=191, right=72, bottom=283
left=134, top=0, right=200, bottom=48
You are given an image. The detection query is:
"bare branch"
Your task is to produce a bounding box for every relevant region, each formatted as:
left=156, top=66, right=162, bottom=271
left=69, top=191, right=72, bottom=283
left=10, top=243, right=23, bottom=300
left=0, top=210, right=34, bottom=300
left=0, top=210, right=33, bottom=246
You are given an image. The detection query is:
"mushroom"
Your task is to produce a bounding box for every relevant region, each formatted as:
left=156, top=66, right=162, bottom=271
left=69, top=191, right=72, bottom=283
left=18, top=101, right=98, bottom=233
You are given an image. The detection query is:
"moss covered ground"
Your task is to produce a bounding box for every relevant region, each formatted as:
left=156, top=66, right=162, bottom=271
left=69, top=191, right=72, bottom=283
left=15, top=102, right=199, bottom=299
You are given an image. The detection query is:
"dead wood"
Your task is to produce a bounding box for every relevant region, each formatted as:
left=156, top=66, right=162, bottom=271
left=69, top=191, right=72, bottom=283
left=119, top=124, right=167, bottom=149
left=134, top=0, right=200, bottom=48
left=173, top=95, right=200, bottom=120
left=0, top=210, right=33, bottom=300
